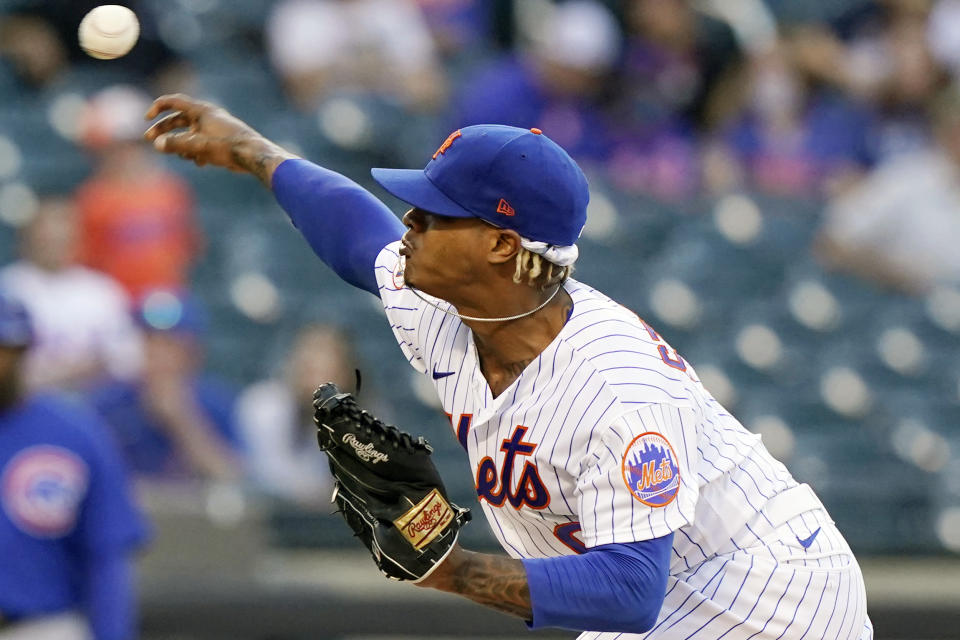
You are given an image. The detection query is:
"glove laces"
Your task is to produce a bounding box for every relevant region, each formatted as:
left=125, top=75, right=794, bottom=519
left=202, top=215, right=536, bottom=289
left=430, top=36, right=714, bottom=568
left=328, top=395, right=430, bottom=454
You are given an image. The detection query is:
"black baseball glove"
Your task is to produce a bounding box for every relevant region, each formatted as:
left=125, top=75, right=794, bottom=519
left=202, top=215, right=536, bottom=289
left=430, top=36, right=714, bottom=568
left=313, top=382, right=470, bottom=582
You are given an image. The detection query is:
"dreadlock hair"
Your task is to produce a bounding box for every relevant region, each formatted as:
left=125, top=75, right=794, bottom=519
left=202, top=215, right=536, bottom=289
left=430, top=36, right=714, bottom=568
left=512, top=247, right=574, bottom=291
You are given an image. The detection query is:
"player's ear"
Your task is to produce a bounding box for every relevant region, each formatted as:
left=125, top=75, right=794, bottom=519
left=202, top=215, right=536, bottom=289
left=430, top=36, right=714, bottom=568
left=487, top=228, right=521, bottom=265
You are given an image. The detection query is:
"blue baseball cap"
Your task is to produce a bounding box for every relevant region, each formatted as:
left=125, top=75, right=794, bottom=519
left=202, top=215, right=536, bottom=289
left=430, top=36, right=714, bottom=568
left=0, top=291, right=34, bottom=348
left=371, top=125, right=589, bottom=247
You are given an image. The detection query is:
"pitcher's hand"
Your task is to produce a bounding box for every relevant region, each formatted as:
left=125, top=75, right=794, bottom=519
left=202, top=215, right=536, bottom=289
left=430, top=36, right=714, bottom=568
left=144, top=94, right=296, bottom=183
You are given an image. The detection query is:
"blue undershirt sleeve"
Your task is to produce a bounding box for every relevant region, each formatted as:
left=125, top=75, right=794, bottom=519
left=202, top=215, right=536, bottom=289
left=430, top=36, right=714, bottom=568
left=522, top=533, right=673, bottom=633
left=271, top=158, right=406, bottom=296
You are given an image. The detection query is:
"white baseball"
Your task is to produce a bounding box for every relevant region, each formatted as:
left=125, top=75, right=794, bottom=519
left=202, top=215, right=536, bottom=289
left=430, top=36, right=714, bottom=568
left=78, top=5, right=140, bottom=60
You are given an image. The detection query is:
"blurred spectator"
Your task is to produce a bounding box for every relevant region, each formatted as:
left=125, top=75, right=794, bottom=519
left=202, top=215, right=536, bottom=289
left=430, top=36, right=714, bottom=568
left=0, top=197, right=142, bottom=392
left=620, top=0, right=744, bottom=130
left=74, top=85, right=202, bottom=300
left=237, top=324, right=357, bottom=507
left=817, top=83, right=960, bottom=293
left=705, top=43, right=873, bottom=196
left=88, top=290, right=242, bottom=481
left=266, top=0, right=447, bottom=112
left=0, top=289, right=149, bottom=640
left=0, top=0, right=188, bottom=90
left=843, top=0, right=946, bottom=159
left=450, top=0, right=621, bottom=171
left=412, top=0, right=491, bottom=58
left=928, top=0, right=960, bottom=77
left=791, top=0, right=947, bottom=161
left=606, top=0, right=747, bottom=198
left=0, top=12, right=66, bottom=89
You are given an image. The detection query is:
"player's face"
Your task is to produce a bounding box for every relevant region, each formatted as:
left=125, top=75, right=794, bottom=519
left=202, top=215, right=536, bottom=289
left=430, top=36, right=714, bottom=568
left=399, top=208, right=495, bottom=298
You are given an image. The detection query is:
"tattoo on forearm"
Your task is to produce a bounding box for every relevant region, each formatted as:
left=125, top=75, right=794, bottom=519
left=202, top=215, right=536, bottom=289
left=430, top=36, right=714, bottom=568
left=231, top=143, right=277, bottom=187
left=248, top=152, right=274, bottom=187
left=445, top=551, right=532, bottom=619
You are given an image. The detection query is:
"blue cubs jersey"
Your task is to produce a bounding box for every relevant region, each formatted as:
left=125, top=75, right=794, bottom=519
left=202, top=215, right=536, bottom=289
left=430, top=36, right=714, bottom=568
left=0, top=394, right=149, bottom=616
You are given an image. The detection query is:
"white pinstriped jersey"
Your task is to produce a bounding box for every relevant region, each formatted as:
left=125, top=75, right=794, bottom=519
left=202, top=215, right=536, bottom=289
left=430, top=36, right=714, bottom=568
left=375, top=241, right=871, bottom=640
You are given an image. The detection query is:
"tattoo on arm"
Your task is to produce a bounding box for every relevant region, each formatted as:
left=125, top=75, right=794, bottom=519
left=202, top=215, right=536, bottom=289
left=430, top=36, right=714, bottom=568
left=428, top=549, right=532, bottom=620
left=230, top=139, right=296, bottom=187
left=231, top=144, right=277, bottom=187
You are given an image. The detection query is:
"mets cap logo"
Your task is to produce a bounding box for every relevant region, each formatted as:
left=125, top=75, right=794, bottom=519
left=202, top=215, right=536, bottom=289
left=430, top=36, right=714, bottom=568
left=2, top=445, right=89, bottom=538
left=621, top=432, right=680, bottom=508
left=432, top=129, right=462, bottom=160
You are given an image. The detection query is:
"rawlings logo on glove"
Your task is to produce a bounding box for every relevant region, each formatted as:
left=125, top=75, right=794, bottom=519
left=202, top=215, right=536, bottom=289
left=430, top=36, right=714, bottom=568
left=342, top=433, right=390, bottom=464
left=395, top=488, right=455, bottom=549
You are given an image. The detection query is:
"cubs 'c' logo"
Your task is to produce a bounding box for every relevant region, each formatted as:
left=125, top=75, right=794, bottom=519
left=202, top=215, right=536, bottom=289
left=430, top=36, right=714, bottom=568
left=621, top=432, right=680, bottom=508
left=1, top=445, right=89, bottom=537
left=476, top=426, right=550, bottom=510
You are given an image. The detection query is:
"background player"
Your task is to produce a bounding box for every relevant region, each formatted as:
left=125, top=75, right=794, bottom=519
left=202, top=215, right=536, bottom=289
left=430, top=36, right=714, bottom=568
left=144, top=94, right=871, bottom=639
left=0, top=290, right=149, bottom=640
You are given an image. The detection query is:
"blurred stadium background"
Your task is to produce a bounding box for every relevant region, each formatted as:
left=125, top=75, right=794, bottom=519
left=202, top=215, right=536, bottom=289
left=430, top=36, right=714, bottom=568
left=1, top=0, right=959, bottom=638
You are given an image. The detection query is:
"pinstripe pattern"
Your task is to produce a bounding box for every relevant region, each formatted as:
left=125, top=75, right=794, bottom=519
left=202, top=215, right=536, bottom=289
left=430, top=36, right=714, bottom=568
left=374, top=243, right=871, bottom=638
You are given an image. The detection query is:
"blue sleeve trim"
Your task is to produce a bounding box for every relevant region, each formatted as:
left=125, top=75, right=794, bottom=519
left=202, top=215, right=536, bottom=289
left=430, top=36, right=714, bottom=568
left=272, top=158, right=405, bottom=295
left=522, top=533, right=673, bottom=633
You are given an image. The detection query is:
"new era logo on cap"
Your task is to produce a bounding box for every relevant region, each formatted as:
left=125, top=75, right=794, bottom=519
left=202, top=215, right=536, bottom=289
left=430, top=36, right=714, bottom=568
left=496, top=198, right=515, bottom=216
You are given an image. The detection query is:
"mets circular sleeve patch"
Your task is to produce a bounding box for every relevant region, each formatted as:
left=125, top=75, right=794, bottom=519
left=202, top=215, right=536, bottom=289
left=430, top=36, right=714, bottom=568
left=621, top=432, right=680, bottom=508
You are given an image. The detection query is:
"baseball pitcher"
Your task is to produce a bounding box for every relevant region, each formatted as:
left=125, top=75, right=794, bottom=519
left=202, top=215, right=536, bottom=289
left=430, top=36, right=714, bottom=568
left=145, top=95, right=871, bottom=639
